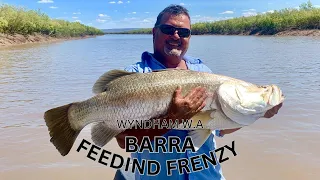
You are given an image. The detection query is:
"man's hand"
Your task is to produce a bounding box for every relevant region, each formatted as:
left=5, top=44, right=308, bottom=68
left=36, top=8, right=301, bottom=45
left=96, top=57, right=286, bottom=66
left=264, top=103, right=283, bottom=118
left=115, top=86, right=208, bottom=149
left=220, top=103, right=284, bottom=136
left=167, top=86, right=208, bottom=121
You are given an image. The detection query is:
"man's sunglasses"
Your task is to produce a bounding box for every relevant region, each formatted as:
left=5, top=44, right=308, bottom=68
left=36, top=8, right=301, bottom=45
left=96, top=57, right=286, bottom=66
left=156, top=24, right=191, bottom=38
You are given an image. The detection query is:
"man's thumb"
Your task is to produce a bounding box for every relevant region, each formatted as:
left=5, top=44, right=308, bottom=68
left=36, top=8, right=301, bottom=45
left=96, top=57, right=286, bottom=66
left=173, top=86, right=182, bottom=98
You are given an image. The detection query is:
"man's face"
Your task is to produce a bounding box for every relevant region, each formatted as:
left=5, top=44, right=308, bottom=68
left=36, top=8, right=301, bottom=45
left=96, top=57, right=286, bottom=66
left=153, top=13, right=191, bottom=60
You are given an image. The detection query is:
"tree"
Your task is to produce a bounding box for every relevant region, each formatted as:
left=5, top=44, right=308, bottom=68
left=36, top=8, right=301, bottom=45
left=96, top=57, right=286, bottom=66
left=299, top=0, right=314, bottom=10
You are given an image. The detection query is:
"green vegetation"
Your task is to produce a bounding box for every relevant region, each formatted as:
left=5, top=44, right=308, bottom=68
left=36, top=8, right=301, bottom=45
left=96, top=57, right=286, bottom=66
left=111, top=1, right=320, bottom=35
left=0, top=4, right=104, bottom=37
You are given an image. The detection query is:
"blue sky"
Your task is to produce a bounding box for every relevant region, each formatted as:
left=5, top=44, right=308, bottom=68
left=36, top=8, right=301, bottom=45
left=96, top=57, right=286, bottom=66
left=1, top=0, right=320, bottom=29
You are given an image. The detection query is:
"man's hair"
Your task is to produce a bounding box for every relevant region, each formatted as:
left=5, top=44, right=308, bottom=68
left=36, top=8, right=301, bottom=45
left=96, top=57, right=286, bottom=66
left=154, top=4, right=191, bottom=27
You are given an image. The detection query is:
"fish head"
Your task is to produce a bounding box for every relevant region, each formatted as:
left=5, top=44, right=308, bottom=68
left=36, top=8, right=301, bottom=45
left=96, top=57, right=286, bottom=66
left=217, top=82, right=285, bottom=125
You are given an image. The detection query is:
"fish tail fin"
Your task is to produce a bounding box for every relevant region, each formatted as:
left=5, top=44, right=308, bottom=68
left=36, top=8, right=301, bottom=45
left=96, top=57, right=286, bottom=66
left=44, top=103, right=80, bottom=156
left=91, top=122, right=122, bottom=147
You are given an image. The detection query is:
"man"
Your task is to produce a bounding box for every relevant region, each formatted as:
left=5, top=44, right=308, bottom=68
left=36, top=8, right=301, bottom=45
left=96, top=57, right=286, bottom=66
left=114, top=4, right=282, bottom=180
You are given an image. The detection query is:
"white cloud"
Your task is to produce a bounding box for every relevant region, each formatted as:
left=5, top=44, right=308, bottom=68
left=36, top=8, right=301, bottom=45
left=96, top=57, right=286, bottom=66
left=221, top=16, right=233, bottom=21
left=145, top=12, right=149, bottom=14
left=97, top=19, right=107, bottom=23
left=123, top=17, right=138, bottom=22
left=191, top=15, right=221, bottom=23
left=219, top=10, right=234, bottom=14
left=37, top=0, right=53, bottom=3
left=142, top=19, right=151, bottom=23
left=99, top=14, right=110, bottom=18
left=127, top=1, right=130, bottom=3
left=243, top=9, right=256, bottom=12
left=315, top=5, right=320, bottom=8
left=262, top=10, right=275, bottom=14
left=191, top=15, right=233, bottom=23
left=132, top=12, right=136, bottom=14
left=241, top=9, right=257, bottom=17
left=55, top=17, right=67, bottom=19
left=72, top=17, right=78, bottom=19
left=96, top=16, right=157, bottom=29
left=180, top=3, right=185, bottom=6
left=49, top=6, right=58, bottom=9
left=73, top=12, right=81, bottom=15
left=242, top=11, right=257, bottom=17
left=110, top=1, right=123, bottom=4
left=114, top=10, right=118, bottom=12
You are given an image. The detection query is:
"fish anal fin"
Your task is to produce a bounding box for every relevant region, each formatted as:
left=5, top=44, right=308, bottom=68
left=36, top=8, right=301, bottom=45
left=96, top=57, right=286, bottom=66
left=92, top=70, right=136, bottom=94
left=208, top=110, right=244, bottom=129
left=190, top=110, right=215, bottom=128
left=91, top=122, right=123, bottom=147
left=188, top=129, right=212, bottom=151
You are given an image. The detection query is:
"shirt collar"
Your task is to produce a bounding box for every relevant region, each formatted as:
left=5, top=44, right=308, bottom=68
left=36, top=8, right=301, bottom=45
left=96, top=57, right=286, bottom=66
left=141, top=51, right=203, bottom=67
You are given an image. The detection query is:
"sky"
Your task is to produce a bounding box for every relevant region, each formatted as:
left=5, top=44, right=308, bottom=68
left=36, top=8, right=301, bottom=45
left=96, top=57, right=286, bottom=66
left=1, top=0, right=320, bottom=29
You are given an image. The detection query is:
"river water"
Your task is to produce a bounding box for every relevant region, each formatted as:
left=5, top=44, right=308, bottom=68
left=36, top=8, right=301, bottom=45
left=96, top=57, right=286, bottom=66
left=0, top=34, right=319, bottom=180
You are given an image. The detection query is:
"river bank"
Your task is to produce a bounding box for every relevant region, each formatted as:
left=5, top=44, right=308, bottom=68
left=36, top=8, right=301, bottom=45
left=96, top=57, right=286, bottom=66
left=225, top=29, right=320, bottom=36
left=273, top=29, right=320, bottom=36
left=2, top=29, right=319, bottom=49
left=106, top=29, right=320, bottom=37
left=0, top=33, right=100, bottom=48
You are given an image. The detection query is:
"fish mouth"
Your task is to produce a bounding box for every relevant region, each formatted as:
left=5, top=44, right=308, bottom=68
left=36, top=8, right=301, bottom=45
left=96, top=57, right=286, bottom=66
left=268, top=85, right=285, bottom=106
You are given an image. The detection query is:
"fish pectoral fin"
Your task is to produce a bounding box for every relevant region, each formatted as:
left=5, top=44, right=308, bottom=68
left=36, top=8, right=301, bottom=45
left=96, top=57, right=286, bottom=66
left=190, top=110, right=215, bottom=128
left=92, top=70, right=136, bottom=94
left=210, top=110, right=245, bottom=129
left=188, top=129, right=212, bottom=151
left=91, top=122, right=123, bottom=147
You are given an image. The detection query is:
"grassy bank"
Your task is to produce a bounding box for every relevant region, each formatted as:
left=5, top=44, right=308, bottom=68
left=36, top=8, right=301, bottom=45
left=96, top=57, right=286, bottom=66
left=0, top=4, right=104, bottom=38
left=111, top=1, right=320, bottom=36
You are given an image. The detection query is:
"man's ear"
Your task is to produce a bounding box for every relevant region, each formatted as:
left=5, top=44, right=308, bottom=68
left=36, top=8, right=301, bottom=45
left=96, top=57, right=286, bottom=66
left=152, top=27, right=156, bottom=36
left=152, top=27, right=156, bottom=42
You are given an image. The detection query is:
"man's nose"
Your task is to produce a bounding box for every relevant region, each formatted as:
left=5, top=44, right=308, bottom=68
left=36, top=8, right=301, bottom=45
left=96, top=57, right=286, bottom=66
left=171, top=30, right=180, bottom=40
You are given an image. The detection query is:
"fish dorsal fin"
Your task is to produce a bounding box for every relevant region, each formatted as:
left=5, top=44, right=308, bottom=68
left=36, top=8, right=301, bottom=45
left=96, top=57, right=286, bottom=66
left=92, top=70, right=136, bottom=94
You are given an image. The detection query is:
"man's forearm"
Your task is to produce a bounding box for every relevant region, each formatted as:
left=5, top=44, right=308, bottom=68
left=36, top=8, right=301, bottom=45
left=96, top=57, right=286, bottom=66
left=220, top=128, right=241, bottom=136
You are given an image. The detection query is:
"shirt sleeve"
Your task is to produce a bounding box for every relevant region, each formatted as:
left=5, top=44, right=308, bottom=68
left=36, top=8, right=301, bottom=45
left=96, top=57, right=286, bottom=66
left=196, top=60, right=213, bottom=73
left=124, top=64, right=139, bottom=72
left=215, top=130, right=224, bottom=138
left=201, top=64, right=213, bottom=73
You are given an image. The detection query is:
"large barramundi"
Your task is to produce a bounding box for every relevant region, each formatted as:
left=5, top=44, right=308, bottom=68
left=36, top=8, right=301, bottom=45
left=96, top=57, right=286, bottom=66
left=44, top=69, right=285, bottom=156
